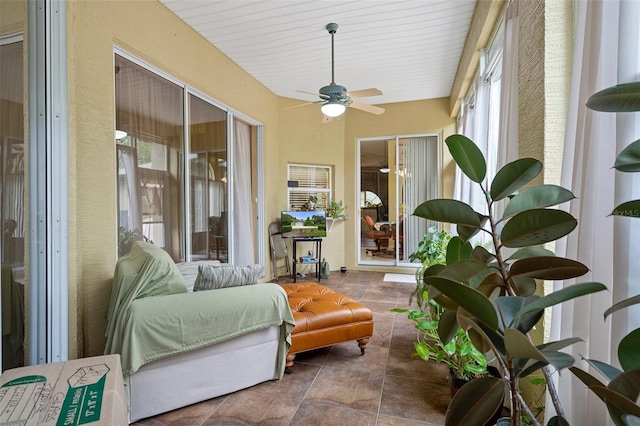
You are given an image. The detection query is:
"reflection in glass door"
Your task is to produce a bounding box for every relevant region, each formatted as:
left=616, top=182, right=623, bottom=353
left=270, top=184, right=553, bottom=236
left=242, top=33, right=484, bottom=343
left=1, top=35, right=26, bottom=370
left=358, top=135, right=439, bottom=267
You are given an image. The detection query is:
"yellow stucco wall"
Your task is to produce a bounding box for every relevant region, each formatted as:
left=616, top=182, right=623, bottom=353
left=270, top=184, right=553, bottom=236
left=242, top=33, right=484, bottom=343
left=66, top=1, right=457, bottom=358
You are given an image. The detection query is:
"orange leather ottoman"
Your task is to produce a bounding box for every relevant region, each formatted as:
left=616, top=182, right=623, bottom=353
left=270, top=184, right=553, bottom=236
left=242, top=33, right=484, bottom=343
left=281, top=282, right=374, bottom=369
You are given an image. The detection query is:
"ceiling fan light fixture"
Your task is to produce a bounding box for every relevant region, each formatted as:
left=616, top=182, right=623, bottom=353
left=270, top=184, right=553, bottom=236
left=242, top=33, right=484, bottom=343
left=321, top=100, right=345, bottom=117
left=115, top=129, right=128, bottom=140
left=379, top=167, right=391, bottom=173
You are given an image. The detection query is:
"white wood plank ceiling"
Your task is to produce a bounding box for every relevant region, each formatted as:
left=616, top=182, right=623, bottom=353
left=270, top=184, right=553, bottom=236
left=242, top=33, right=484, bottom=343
left=159, top=0, right=477, bottom=106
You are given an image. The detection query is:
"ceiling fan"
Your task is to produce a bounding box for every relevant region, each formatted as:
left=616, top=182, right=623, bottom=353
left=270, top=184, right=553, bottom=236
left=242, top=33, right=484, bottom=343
left=295, top=23, right=385, bottom=121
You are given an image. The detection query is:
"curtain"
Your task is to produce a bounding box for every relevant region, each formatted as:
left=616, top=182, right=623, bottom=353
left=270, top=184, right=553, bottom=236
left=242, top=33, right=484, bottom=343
left=497, top=0, right=519, bottom=169
left=550, top=1, right=640, bottom=424
left=403, top=136, right=438, bottom=259
left=232, top=120, right=255, bottom=265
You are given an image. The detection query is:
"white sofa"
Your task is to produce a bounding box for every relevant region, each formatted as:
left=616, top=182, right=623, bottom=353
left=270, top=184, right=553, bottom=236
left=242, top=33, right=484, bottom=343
left=104, top=242, right=294, bottom=423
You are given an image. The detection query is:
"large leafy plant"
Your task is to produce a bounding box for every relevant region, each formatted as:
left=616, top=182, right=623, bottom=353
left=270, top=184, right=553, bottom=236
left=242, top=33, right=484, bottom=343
left=413, top=134, right=608, bottom=426
left=565, top=82, right=640, bottom=425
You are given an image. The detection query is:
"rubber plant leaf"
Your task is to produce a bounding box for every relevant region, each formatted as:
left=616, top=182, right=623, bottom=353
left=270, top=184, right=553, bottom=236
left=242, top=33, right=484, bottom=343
left=586, top=81, right=640, bottom=112
left=444, top=377, right=504, bottom=426
left=611, top=200, right=640, bottom=218
left=445, top=236, right=473, bottom=264
left=413, top=199, right=482, bottom=227
left=609, top=369, right=640, bottom=402
left=614, top=139, right=640, bottom=172
left=513, top=282, right=607, bottom=320
left=445, top=134, right=487, bottom=183
left=507, top=246, right=556, bottom=261
left=570, top=366, right=608, bottom=390
left=504, top=327, right=548, bottom=363
left=511, top=276, right=537, bottom=297
left=425, top=277, right=499, bottom=330
left=604, top=294, right=640, bottom=320
left=496, top=296, right=543, bottom=334
left=582, top=358, right=623, bottom=381
left=437, top=309, right=459, bottom=345
left=519, top=350, right=575, bottom=377
left=509, top=256, right=589, bottom=280
left=537, top=337, right=583, bottom=352
left=490, top=158, right=543, bottom=201
left=502, top=184, right=576, bottom=219
left=439, top=259, right=488, bottom=284
left=618, top=328, right=640, bottom=371
left=470, top=245, right=495, bottom=263
left=590, top=386, right=640, bottom=425
left=501, top=209, right=577, bottom=248
left=459, top=316, right=506, bottom=355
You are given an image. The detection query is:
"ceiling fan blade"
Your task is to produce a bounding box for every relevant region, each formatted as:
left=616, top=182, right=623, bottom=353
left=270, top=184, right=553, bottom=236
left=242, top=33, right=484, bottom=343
left=348, top=88, right=383, bottom=99
left=350, top=101, right=385, bottom=115
left=296, top=90, right=330, bottom=100
left=278, top=101, right=314, bottom=111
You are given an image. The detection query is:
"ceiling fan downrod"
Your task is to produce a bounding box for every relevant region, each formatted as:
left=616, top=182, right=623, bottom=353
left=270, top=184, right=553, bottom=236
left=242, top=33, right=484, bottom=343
left=326, top=23, right=338, bottom=85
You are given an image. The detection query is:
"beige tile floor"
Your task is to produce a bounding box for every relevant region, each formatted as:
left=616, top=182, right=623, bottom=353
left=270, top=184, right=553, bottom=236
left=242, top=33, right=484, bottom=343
left=131, top=271, right=451, bottom=426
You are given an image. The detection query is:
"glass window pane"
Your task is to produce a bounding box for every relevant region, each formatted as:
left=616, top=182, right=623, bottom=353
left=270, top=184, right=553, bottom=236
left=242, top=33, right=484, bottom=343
left=115, top=55, right=184, bottom=260
left=189, top=94, right=227, bottom=261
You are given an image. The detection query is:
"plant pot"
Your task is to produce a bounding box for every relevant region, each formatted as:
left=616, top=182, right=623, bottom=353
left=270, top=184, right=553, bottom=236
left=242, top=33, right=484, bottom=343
left=494, top=417, right=511, bottom=426
left=448, top=369, right=469, bottom=397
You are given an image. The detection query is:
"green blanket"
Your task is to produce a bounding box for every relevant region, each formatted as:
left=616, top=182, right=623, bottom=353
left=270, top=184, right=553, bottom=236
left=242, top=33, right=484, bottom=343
left=104, top=242, right=294, bottom=378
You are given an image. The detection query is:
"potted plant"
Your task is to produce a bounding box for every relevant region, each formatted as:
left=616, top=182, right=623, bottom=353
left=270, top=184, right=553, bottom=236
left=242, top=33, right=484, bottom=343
left=411, top=134, right=609, bottom=425
left=326, top=199, right=348, bottom=219
left=408, top=226, right=451, bottom=308
left=393, top=288, right=489, bottom=396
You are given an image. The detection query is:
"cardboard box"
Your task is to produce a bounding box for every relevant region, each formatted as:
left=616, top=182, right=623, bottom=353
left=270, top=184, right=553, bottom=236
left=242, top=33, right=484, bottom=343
left=0, top=354, right=127, bottom=425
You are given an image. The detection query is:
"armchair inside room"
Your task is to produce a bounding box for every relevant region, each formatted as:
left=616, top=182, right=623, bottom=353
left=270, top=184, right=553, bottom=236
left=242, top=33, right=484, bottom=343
left=208, top=212, right=227, bottom=262
left=268, top=221, right=290, bottom=279
left=361, top=215, right=393, bottom=256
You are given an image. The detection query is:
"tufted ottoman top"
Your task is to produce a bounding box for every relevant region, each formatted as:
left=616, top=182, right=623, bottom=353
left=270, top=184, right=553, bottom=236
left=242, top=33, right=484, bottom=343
left=281, top=282, right=373, bottom=333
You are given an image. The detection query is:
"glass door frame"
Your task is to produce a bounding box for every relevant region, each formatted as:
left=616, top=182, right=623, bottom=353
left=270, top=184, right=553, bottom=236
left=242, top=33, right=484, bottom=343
left=356, top=133, right=441, bottom=268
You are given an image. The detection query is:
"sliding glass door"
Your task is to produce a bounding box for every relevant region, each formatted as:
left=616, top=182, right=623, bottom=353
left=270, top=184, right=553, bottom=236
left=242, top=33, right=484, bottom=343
left=358, top=134, right=440, bottom=267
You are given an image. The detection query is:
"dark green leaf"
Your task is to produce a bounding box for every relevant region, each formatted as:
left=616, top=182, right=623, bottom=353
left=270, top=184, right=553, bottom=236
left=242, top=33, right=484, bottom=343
left=504, top=328, right=548, bottom=362
left=507, top=247, right=556, bottom=260
left=583, top=358, right=623, bottom=381
left=437, top=309, right=459, bottom=345
left=439, top=259, right=488, bottom=284
left=619, top=329, right=640, bottom=371
left=511, top=277, right=538, bottom=296
left=605, top=294, right=640, bottom=320
left=445, top=377, right=504, bottom=426
left=614, top=139, right=640, bottom=172
left=490, top=158, right=543, bottom=201
left=509, top=256, right=589, bottom=280
left=470, top=246, right=495, bottom=263
left=496, top=296, right=543, bottom=334
left=414, top=199, right=482, bottom=227
left=513, top=282, right=608, bottom=319
left=590, top=386, right=640, bottom=424
left=446, top=236, right=474, bottom=263
left=425, top=277, right=499, bottom=330
left=570, top=366, right=607, bottom=390
left=445, top=134, right=487, bottom=183
left=502, top=185, right=576, bottom=219
left=586, top=81, right=640, bottom=112
left=519, top=350, right=575, bottom=377
left=547, top=416, right=571, bottom=426
left=609, top=369, right=640, bottom=402
left=611, top=201, right=640, bottom=218
left=501, top=209, right=577, bottom=248
left=457, top=222, right=483, bottom=242
left=470, top=268, right=501, bottom=290
left=538, top=337, right=582, bottom=352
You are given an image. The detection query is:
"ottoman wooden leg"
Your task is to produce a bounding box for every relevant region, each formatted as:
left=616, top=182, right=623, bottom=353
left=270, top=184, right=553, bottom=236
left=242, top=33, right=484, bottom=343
left=357, top=338, right=370, bottom=355
left=285, top=353, right=296, bottom=374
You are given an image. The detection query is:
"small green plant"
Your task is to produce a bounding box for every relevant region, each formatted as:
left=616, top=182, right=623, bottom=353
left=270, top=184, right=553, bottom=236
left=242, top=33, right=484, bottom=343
left=118, top=227, right=150, bottom=256
left=393, top=289, right=488, bottom=382
left=408, top=226, right=451, bottom=308
left=326, top=200, right=348, bottom=219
